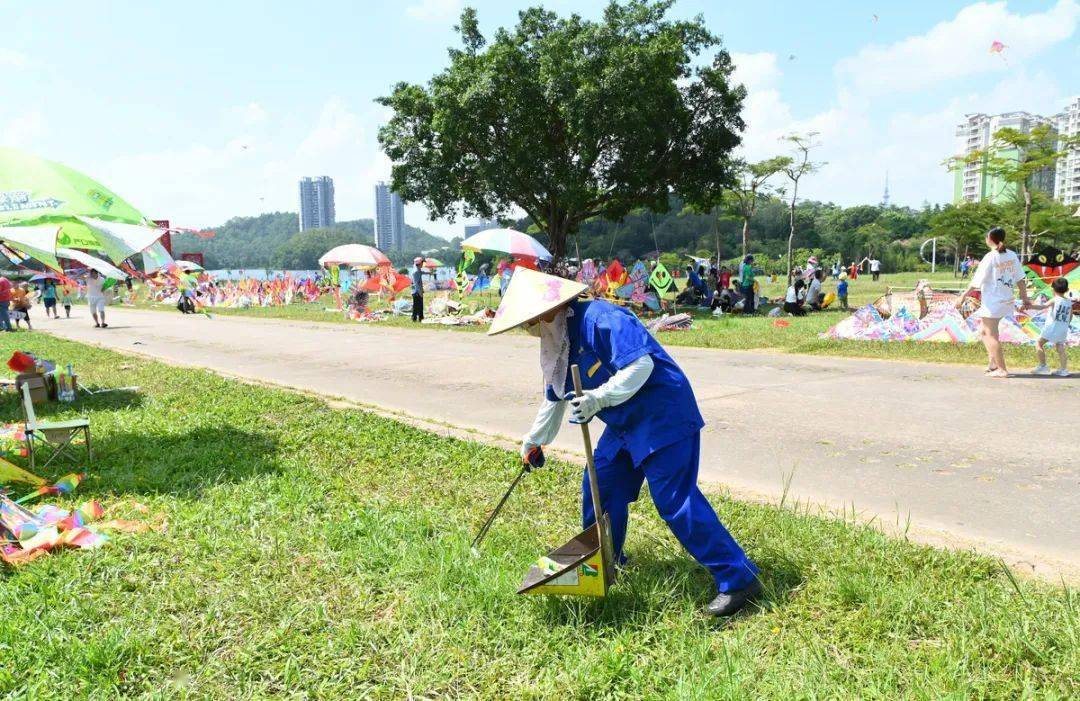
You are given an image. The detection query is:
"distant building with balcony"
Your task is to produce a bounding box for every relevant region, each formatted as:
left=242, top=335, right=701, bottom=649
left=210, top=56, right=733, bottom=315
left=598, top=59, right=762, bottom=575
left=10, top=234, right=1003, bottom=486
left=374, top=181, right=405, bottom=252
left=298, top=176, right=335, bottom=231
left=1053, top=97, right=1080, bottom=206
left=951, top=112, right=1056, bottom=204
left=464, top=219, right=500, bottom=238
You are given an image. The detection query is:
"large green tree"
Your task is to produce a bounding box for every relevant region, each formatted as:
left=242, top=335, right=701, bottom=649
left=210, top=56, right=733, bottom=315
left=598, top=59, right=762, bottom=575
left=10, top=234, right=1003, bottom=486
left=724, top=156, right=791, bottom=258
left=945, top=124, right=1080, bottom=259
left=377, top=1, right=746, bottom=263
left=780, top=132, right=822, bottom=283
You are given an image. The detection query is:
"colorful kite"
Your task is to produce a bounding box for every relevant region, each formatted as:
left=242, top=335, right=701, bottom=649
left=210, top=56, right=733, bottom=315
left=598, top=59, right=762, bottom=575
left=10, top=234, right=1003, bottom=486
left=649, top=262, right=675, bottom=297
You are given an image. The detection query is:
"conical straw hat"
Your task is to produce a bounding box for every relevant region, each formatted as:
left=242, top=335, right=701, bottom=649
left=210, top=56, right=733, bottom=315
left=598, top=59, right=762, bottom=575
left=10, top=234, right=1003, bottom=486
left=488, top=268, right=587, bottom=336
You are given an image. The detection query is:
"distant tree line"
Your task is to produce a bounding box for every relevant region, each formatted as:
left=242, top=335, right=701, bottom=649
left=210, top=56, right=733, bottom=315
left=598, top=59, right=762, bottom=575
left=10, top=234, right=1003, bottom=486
left=512, top=191, right=1078, bottom=275
left=171, top=212, right=455, bottom=270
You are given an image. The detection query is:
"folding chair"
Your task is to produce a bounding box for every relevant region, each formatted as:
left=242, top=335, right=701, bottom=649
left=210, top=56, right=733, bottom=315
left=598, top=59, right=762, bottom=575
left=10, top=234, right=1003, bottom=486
left=20, top=384, right=92, bottom=471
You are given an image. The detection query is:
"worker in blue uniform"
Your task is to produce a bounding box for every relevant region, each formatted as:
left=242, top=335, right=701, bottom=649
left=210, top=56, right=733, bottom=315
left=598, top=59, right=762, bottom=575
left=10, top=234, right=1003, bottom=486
left=488, top=268, right=761, bottom=616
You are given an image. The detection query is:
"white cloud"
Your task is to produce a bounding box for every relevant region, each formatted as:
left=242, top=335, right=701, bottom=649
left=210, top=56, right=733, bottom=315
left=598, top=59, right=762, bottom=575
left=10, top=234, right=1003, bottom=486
left=97, top=97, right=457, bottom=239
left=732, top=1, right=1077, bottom=209
left=0, top=111, right=45, bottom=148
left=405, top=0, right=461, bottom=22
left=836, top=0, right=1079, bottom=96
left=0, top=48, right=27, bottom=69
left=730, top=53, right=794, bottom=161
left=225, top=102, right=268, bottom=128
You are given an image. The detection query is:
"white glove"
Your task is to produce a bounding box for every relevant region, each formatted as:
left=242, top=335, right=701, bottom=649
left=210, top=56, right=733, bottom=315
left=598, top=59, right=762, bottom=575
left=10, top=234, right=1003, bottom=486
left=565, top=355, right=655, bottom=424
left=567, top=391, right=603, bottom=424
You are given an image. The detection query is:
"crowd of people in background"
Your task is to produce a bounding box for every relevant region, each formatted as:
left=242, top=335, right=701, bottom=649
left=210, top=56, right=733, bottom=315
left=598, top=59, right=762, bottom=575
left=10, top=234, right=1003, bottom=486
left=672, top=252, right=864, bottom=317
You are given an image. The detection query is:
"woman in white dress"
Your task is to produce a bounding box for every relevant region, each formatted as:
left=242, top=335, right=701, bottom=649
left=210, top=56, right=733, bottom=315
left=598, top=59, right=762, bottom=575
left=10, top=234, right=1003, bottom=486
left=956, top=227, right=1030, bottom=378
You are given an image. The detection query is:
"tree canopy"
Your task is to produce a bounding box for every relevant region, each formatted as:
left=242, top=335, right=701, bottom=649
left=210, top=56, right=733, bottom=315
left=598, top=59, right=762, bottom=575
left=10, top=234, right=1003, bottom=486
left=378, top=0, right=746, bottom=262
left=945, top=123, right=1080, bottom=259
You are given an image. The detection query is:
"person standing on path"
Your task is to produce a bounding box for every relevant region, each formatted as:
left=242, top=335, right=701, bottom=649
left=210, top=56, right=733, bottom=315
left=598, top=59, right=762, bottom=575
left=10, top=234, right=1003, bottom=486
left=739, top=255, right=757, bottom=315
left=0, top=275, right=11, bottom=332
left=496, top=268, right=763, bottom=617
left=10, top=283, right=33, bottom=330
left=1027, top=277, right=1073, bottom=377
left=40, top=279, right=58, bottom=318
left=956, top=227, right=1029, bottom=378
left=410, top=258, right=425, bottom=323
left=58, top=283, right=74, bottom=318
left=86, top=270, right=108, bottom=328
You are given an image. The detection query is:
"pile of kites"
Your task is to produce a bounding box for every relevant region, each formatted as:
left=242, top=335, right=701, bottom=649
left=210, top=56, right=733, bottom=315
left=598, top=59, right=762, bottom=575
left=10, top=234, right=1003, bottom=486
left=0, top=471, right=107, bottom=565
left=826, top=250, right=1080, bottom=346
left=145, top=273, right=323, bottom=310
left=576, top=258, right=675, bottom=312
left=0, top=461, right=155, bottom=566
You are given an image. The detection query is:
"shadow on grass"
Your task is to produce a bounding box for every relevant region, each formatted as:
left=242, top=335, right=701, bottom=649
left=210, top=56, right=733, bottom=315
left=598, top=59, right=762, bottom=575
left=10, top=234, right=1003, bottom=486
left=0, top=388, right=145, bottom=420
left=534, top=548, right=805, bottom=628
left=14, top=426, right=282, bottom=499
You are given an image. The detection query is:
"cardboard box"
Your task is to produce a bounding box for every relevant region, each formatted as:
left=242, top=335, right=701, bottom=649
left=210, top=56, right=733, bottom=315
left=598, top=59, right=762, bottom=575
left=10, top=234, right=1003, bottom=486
left=15, top=373, right=48, bottom=404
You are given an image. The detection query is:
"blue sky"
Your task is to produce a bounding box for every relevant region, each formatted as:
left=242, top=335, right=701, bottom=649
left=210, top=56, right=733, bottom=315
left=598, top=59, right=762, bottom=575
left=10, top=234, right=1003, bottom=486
left=2, top=0, right=1077, bottom=239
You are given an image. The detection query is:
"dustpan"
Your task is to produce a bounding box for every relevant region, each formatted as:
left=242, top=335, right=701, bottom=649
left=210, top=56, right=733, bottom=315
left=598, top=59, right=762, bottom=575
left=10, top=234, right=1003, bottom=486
left=518, top=365, right=616, bottom=597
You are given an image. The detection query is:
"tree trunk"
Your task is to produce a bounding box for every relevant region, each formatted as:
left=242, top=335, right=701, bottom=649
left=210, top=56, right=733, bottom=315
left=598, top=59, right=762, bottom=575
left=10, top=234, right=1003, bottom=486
left=713, top=206, right=721, bottom=265
left=741, top=217, right=750, bottom=259
left=547, top=217, right=569, bottom=270
left=1021, top=185, right=1033, bottom=261
left=786, top=180, right=799, bottom=285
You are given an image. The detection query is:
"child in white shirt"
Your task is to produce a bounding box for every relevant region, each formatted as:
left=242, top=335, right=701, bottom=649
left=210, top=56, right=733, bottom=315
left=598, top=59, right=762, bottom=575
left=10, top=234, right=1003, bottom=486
left=1028, top=277, right=1073, bottom=377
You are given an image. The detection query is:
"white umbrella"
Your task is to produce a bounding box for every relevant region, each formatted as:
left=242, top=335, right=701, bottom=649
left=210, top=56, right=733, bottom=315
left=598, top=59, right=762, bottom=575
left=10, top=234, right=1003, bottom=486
left=76, top=215, right=165, bottom=263
left=175, top=259, right=204, bottom=272
left=57, top=247, right=128, bottom=279
left=318, top=244, right=391, bottom=269
left=0, top=225, right=62, bottom=271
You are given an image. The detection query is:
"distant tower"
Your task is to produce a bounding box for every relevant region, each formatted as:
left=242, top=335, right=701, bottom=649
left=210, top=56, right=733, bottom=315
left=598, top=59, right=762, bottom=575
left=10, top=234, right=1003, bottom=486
left=298, top=176, right=335, bottom=231
left=374, top=181, right=406, bottom=252
left=881, top=171, right=890, bottom=207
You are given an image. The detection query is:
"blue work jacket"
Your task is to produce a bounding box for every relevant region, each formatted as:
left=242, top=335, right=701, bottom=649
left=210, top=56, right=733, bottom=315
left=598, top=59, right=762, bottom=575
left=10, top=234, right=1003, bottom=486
left=545, top=300, right=704, bottom=466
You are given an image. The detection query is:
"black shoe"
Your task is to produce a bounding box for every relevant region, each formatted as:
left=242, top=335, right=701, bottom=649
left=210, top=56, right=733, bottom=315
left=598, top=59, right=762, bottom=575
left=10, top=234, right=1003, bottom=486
left=705, top=579, right=763, bottom=617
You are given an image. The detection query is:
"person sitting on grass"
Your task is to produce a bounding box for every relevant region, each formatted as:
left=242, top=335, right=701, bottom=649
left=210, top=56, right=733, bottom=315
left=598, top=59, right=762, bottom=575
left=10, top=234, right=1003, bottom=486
left=1026, top=277, right=1073, bottom=377
left=806, top=269, right=824, bottom=311
left=783, top=271, right=807, bottom=316
left=837, top=272, right=849, bottom=311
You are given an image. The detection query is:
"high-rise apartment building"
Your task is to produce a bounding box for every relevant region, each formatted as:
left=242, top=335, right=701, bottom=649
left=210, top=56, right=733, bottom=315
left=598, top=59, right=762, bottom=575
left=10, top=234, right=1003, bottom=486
left=464, top=219, right=500, bottom=238
left=1053, top=97, right=1080, bottom=206
left=374, top=181, right=405, bottom=252
left=298, top=176, right=335, bottom=231
left=952, top=112, right=1056, bottom=204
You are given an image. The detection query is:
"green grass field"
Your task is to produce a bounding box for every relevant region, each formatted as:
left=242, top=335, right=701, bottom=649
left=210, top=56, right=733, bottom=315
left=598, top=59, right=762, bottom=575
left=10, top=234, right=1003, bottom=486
left=129, top=272, right=1079, bottom=369
left=1, top=334, right=1076, bottom=698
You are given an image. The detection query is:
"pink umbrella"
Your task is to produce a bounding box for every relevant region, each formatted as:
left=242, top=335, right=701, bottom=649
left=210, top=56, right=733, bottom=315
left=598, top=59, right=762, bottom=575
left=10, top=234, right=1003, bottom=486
left=461, top=228, right=552, bottom=261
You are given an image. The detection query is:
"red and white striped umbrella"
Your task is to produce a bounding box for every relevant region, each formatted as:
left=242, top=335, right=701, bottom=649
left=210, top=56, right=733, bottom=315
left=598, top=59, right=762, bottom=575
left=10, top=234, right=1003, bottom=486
left=460, top=228, right=552, bottom=261
left=318, top=244, right=391, bottom=269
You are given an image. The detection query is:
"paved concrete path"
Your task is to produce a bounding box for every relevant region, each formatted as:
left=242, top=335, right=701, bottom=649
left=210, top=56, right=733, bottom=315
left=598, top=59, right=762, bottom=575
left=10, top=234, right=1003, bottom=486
left=43, top=308, right=1078, bottom=579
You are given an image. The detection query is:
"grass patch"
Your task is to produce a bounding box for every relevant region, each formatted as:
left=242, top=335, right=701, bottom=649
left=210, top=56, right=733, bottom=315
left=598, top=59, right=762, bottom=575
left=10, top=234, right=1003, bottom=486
left=2, top=334, right=1075, bottom=697
left=126, top=272, right=1078, bottom=368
